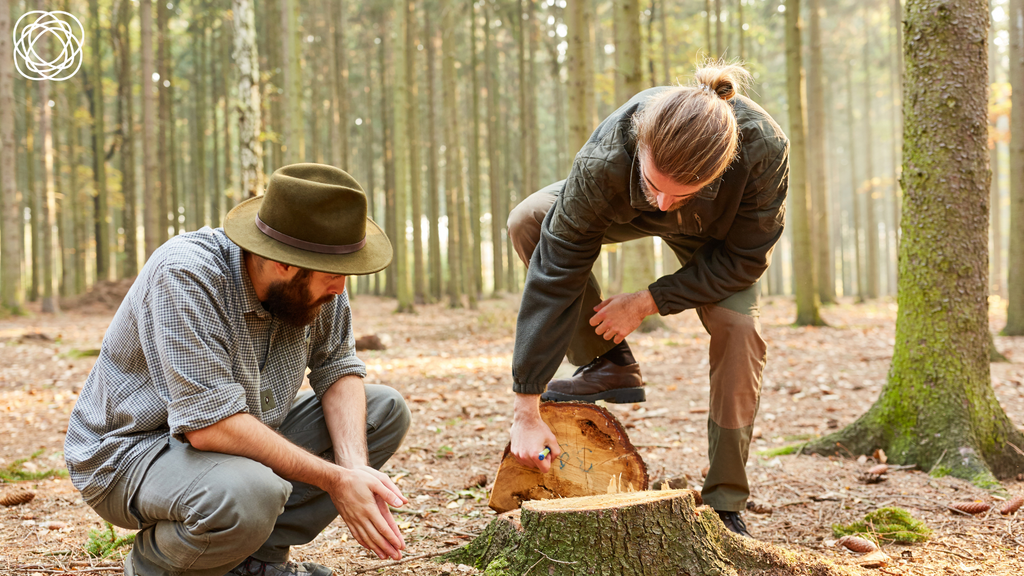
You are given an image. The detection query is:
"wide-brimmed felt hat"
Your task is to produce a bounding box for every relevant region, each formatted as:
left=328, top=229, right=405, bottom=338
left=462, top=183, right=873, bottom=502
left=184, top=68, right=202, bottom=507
left=224, top=163, right=392, bottom=275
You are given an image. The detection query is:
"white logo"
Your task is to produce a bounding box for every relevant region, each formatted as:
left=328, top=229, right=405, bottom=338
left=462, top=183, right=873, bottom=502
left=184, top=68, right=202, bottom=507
left=13, top=11, right=84, bottom=81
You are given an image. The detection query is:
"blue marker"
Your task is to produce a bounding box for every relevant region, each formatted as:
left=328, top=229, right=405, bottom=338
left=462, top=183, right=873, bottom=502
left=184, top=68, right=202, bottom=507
left=539, top=447, right=551, bottom=461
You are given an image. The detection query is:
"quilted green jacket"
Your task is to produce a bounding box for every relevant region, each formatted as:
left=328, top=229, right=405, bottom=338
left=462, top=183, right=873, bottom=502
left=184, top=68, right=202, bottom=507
left=512, top=87, right=789, bottom=395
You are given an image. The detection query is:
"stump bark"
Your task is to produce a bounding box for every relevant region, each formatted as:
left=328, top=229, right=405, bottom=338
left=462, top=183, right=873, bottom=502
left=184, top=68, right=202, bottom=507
left=488, top=402, right=648, bottom=513
left=447, top=490, right=860, bottom=576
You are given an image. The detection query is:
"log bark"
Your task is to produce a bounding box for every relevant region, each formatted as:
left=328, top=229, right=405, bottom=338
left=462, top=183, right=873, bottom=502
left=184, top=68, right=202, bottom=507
left=449, top=490, right=859, bottom=575
left=489, top=402, right=647, bottom=513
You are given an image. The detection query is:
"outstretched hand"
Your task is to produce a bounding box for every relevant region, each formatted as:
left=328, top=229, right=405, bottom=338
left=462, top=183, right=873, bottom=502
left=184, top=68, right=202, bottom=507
left=329, top=466, right=408, bottom=560
left=590, top=290, right=659, bottom=344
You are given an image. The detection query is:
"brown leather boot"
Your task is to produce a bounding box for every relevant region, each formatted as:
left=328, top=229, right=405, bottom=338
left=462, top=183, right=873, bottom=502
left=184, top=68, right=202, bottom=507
left=541, top=357, right=645, bottom=403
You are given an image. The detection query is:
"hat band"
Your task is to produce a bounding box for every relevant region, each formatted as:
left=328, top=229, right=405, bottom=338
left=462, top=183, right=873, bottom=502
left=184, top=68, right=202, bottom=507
left=255, top=214, right=367, bottom=255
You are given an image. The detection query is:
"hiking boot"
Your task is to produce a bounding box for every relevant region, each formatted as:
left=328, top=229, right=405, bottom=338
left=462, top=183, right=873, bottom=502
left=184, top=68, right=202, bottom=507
left=540, top=357, right=646, bottom=404
left=230, top=557, right=334, bottom=576
left=717, top=510, right=753, bottom=538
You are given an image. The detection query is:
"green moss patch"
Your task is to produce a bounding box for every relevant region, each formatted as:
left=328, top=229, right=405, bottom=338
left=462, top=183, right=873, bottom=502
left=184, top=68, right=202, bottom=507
left=832, top=507, right=931, bottom=544
left=756, top=443, right=805, bottom=458
left=0, top=450, right=68, bottom=483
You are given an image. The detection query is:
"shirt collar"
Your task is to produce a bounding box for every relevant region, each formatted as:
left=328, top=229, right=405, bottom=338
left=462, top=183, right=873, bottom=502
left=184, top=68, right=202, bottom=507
left=230, top=241, right=271, bottom=318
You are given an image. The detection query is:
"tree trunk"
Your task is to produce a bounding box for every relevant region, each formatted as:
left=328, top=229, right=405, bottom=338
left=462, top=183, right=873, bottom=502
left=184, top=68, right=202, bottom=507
left=37, top=41, right=58, bottom=313
left=442, top=0, right=463, bottom=308
left=380, top=8, right=397, bottom=298
left=1007, top=0, right=1024, bottom=333
left=846, top=59, right=864, bottom=302
left=394, top=0, right=413, bottom=313
left=406, top=0, right=425, bottom=304
left=785, top=0, right=824, bottom=326
left=806, top=0, right=1024, bottom=486
left=192, top=18, right=207, bottom=231
left=234, top=0, right=264, bottom=199
left=89, top=0, right=110, bottom=281
left=447, top=491, right=859, bottom=576
left=115, top=0, right=137, bottom=276
left=209, top=20, right=222, bottom=225
left=140, top=0, right=158, bottom=258
left=737, top=0, right=744, bottom=61
left=714, top=0, right=722, bottom=57
left=157, top=0, right=171, bottom=240
left=331, top=0, right=349, bottom=172
left=889, top=0, right=903, bottom=286
left=0, top=0, right=21, bottom=313
left=425, top=9, right=442, bottom=302
left=469, top=0, right=483, bottom=297
left=566, top=0, right=593, bottom=156
left=990, top=6, right=1002, bottom=296
left=807, top=0, right=834, bottom=304
left=863, top=17, right=879, bottom=300
left=484, top=0, right=503, bottom=296
left=280, top=0, right=296, bottom=164
left=221, top=16, right=233, bottom=207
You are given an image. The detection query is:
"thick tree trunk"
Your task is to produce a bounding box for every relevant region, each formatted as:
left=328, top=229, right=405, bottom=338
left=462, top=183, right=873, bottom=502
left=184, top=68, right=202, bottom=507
left=808, top=0, right=834, bottom=304
left=0, top=0, right=21, bottom=313
left=1006, top=0, right=1024, bottom=333
left=425, top=10, right=442, bottom=302
left=447, top=491, right=858, bottom=576
left=786, top=0, right=824, bottom=326
left=806, top=0, right=1024, bottom=485
left=566, top=0, right=592, bottom=156
left=234, top=0, right=264, bottom=199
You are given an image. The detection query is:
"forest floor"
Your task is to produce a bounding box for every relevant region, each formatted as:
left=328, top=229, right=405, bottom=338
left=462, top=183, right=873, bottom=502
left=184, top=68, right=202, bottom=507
left=1, top=289, right=1023, bottom=575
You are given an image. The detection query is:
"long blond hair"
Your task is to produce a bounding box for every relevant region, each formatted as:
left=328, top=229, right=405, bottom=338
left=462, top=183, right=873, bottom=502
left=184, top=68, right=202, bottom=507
left=632, top=61, right=752, bottom=186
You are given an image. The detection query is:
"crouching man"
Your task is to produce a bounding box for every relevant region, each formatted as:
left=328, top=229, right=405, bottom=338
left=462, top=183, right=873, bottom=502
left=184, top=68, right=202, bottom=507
left=65, top=164, right=411, bottom=576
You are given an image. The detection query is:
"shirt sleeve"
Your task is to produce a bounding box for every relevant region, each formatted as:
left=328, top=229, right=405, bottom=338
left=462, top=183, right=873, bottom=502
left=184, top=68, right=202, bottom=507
left=306, top=290, right=367, bottom=398
left=648, top=136, right=789, bottom=314
left=146, top=265, right=249, bottom=441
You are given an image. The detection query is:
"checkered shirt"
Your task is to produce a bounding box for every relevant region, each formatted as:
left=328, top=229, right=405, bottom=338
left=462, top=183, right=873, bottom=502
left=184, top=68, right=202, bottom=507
left=64, top=227, right=367, bottom=503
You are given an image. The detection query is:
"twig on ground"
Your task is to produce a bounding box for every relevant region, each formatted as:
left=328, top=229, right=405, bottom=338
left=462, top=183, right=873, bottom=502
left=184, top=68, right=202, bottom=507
left=918, top=545, right=978, bottom=561
left=425, top=523, right=480, bottom=538
left=352, top=549, right=453, bottom=574
left=927, top=449, right=948, bottom=475
left=14, top=567, right=121, bottom=574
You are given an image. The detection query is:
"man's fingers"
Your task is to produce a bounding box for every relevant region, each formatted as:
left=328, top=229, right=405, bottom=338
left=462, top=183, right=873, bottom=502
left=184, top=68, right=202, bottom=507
left=594, top=298, right=611, bottom=312
left=377, top=496, right=407, bottom=549
left=367, top=502, right=404, bottom=555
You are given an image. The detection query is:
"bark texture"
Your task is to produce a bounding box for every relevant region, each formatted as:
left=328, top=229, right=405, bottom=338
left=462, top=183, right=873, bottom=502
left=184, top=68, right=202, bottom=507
left=0, top=0, right=21, bottom=312
left=806, top=0, right=1024, bottom=486
left=234, top=0, right=264, bottom=199
left=1006, top=0, right=1024, bottom=333
left=447, top=491, right=859, bottom=576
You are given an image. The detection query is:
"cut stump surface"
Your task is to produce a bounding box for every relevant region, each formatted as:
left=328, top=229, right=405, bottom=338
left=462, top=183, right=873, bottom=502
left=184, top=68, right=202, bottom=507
left=488, top=402, right=649, bottom=512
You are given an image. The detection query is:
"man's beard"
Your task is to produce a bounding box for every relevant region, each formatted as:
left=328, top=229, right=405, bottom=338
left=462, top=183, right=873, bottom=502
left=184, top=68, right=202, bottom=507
left=641, top=178, right=696, bottom=212
left=262, top=269, right=334, bottom=327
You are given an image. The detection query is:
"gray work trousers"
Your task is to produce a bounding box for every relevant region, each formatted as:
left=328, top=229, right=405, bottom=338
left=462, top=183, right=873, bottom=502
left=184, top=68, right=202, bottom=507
left=508, top=182, right=767, bottom=512
left=89, top=385, right=411, bottom=576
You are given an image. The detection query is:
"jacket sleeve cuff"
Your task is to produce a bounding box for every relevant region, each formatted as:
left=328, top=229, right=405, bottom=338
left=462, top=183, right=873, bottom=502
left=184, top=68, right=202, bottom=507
left=648, top=282, right=685, bottom=316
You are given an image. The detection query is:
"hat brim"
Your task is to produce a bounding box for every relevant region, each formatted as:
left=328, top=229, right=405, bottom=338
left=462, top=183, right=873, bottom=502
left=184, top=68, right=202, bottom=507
left=223, top=196, right=393, bottom=275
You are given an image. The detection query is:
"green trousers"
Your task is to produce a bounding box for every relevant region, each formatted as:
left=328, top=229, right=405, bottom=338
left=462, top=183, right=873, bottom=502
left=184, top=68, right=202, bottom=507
left=508, top=182, right=767, bottom=512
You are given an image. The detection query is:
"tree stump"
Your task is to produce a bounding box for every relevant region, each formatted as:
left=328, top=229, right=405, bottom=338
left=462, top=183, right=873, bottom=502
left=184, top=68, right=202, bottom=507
left=447, top=490, right=859, bottom=575
left=488, top=402, right=648, bottom=513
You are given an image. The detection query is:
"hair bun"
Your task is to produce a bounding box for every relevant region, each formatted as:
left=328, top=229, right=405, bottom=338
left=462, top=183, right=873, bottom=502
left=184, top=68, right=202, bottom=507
left=693, top=61, right=751, bottom=101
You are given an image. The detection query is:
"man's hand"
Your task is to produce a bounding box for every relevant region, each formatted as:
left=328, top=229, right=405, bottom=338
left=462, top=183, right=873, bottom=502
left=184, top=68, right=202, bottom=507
left=328, top=466, right=408, bottom=561
left=590, top=290, right=659, bottom=344
left=510, top=394, right=562, bottom=473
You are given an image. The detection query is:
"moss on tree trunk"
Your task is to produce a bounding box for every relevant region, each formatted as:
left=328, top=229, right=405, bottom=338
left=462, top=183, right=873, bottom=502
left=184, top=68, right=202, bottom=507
left=804, top=0, right=1024, bottom=486
left=446, top=491, right=859, bottom=576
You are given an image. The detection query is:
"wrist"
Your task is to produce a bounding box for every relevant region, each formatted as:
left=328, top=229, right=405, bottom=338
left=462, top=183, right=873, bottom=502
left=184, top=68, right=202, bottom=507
left=638, top=290, right=659, bottom=316
left=513, top=394, right=543, bottom=421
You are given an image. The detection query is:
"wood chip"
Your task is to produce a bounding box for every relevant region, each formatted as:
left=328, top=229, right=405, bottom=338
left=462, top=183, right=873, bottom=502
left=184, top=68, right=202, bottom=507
left=949, top=501, right=991, bottom=515
left=857, top=549, right=891, bottom=568
left=836, top=535, right=879, bottom=553
left=0, top=491, right=35, bottom=507
left=867, top=464, right=889, bottom=475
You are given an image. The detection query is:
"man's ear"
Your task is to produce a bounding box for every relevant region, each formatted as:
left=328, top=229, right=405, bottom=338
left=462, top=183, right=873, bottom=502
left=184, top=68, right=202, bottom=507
left=269, top=259, right=293, bottom=277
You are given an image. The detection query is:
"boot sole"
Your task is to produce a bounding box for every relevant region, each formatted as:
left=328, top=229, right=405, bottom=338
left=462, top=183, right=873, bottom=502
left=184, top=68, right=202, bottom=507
left=541, top=387, right=646, bottom=404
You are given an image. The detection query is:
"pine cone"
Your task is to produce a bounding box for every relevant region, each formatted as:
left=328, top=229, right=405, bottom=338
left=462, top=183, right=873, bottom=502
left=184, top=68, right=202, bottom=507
left=949, top=501, right=991, bottom=514
left=867, top=464, right=889, bottom=475
left=857, top=472, right=886, bottom=484
left=745, top=500, right=773, bottom=515
left=1000, top=495, right=1023, bottom=515
left=836, top=535, right=879, bottom=553
left=0, top=491, right=35, bottom=507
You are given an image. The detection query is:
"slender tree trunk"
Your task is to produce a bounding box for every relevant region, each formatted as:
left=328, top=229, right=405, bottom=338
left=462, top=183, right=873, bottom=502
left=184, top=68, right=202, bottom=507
left=785, top=0, right=824, bottom=325
left=442, top=0, right=463, bottom=308
left=381, top=9, right=396, bottom=298
left=991, top=7, right=1003, bottom=296
left=1007, top=0, right=1024, bottom=333
left=89, top=0, right=110, bottom=281
left=27, top=89, right=39, bottom=300
left=58, top=83, right=74, bottom=298
left=714, top=0, right=722, bottom=58
left=808, top=0, right=834, bottom=304
left=280, top=0, right=296, bottom=164
left=0, top=0, right=22, bottom=312
left=115, top=0, right=137, bottom=276
left=407, top=0, right=425, bottom=304
left=37, top=46, right=58, bottom=312
left=426, top=9, right=442, bottom=301
left=141, top=0, right=159, bottom=258
left=235, top=0, right=264, bottom=199
left=158, top=0, right=171, bottom=240
left=393, top=0, right=413, bottom=312
left=484, top=1, right=503, bottom=296
left=192, top=19, right=207, bottom=230
left=847, top=59, right=865, bottom=302
left=332, top=0, right=349, bottom=171
left=566, top=0, right=594, bottom=155
left=210, top=22, right=222, bottom=226
left=807, top=0, right=1024, bottom=484
left=221, top=15, right=233, bottom=207
left=469, top=0, right=483, bottom=296
left=704, top=0, right=713, bottom=56
left=863, top=15, right=879, bottom=300
left=738, top=0, right=744, bottom=61
left=661, top=0, right=670, bottom=85
left=361, top=37, right=377, bottom=296
left=889, top=0, right=903, bottom=284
